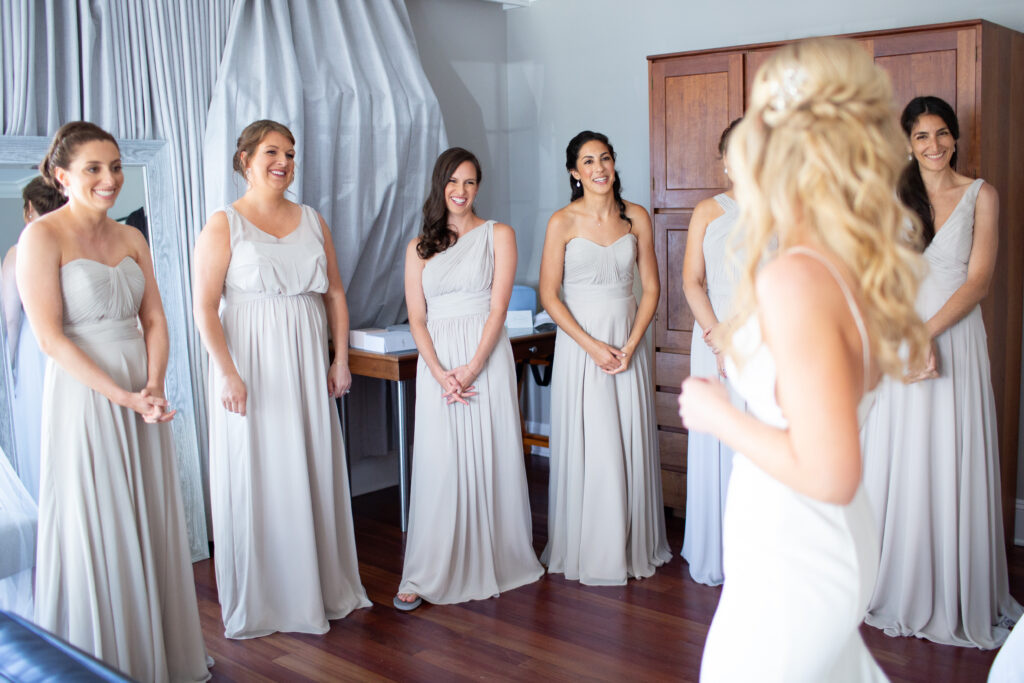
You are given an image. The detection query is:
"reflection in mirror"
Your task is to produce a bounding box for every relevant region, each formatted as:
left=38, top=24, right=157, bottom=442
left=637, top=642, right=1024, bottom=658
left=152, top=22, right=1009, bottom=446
left=0, top=166, right=147, bottom=500
left=0, top=136, right=208, bottom=561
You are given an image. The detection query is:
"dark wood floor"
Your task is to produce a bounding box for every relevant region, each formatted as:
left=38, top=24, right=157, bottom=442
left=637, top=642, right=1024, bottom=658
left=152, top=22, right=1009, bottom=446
left=193, top=455, right=1023, bottom=682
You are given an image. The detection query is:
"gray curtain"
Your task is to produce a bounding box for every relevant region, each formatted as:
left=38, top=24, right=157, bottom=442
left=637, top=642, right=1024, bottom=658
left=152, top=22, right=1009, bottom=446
left=203, top=0, right=446, bottom=329
left=0, top=0, right=237, bottom=560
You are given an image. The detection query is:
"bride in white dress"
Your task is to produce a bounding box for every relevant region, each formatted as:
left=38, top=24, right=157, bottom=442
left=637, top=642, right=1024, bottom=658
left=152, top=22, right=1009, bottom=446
left=678, top=39, right=931, bottom=682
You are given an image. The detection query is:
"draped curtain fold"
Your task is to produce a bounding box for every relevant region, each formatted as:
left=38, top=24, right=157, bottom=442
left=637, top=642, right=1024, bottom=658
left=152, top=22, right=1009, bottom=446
left=203, top=0, right=446, bottom=329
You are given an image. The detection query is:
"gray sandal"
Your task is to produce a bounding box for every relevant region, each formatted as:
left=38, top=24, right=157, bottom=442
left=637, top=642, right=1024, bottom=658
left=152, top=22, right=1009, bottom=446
left=393, top=595, right=422, bottom=611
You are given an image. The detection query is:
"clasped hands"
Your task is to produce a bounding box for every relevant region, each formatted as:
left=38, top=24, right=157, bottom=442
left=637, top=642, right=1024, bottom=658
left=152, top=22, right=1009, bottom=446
left=127, top=386, right=177, bottom=424
left=439, top=364, right=479, bottom=406
left=704, top=325, right=727, bottom=379
left=905, top=340, right=939, bottom=383
left=586, top=339, right=635, bottom=374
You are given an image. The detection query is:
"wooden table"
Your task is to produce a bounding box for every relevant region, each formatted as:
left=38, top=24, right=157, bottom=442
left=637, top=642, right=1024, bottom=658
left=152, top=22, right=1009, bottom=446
left=346, top=329, right=555, bottom=530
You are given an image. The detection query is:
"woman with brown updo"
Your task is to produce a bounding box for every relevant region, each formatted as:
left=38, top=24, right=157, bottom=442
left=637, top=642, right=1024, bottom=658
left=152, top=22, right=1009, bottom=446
left=20, top=121, right=209, bottom=681
left=194, top=119, right=369, bottom=638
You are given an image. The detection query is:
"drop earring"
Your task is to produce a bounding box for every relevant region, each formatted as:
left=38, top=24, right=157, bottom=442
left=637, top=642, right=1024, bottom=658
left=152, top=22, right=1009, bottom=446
left=575, top=179, right=581, bottom=189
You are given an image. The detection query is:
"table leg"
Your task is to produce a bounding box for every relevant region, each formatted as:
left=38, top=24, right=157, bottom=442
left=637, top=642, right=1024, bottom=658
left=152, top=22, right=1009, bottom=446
left=397, top=379, right=410, bottom=532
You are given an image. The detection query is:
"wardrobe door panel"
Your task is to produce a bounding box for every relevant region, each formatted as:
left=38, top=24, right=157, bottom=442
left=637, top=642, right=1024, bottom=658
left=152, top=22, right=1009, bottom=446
left=651, top=53, right=743, bottom=208
left=654, top=211, right=694, bottom=352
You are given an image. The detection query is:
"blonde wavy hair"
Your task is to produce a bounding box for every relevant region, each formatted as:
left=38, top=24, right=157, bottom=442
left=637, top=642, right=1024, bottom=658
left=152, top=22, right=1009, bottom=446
left=724, top=37, right=929, bottom=378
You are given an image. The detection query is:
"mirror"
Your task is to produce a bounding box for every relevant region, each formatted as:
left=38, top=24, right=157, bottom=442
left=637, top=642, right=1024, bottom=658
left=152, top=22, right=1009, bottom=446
left=0, top=136, right=209, bottom=561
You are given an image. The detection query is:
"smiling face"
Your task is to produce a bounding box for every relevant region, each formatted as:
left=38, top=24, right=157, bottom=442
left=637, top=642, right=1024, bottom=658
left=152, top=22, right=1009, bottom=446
left=909, top=113, right=956, bottom=172
left=55, top=140, right=123, bottom=211
left=571, top=140, right=615, bottom=195
left=445, top=160, right=479, bottom=217
left=243, top=131, right=295, bottom=191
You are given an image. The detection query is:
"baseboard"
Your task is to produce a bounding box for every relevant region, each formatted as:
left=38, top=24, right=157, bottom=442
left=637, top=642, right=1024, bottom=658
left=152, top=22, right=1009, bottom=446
left=1016, top=498, right=1024, bottom=547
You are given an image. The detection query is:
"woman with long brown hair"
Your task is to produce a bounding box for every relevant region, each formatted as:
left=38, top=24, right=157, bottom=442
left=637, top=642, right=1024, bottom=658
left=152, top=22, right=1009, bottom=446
left=394, top=147, right=542, bottom=611
left=861, top=96, right=1022, bottom=648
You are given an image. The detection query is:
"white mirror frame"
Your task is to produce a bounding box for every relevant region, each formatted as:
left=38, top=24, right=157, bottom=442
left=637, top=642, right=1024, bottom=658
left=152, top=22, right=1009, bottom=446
left=0, top=135, right=209, bottom=561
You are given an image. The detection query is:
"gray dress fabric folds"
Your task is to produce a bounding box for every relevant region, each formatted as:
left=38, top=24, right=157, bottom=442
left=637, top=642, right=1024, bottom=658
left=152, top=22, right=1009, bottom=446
left=35, top=258, right=208, bottom=683
left=209, top=205, right=370, bottom=638
left=399, top=221, right=544, bottom=604
left=543, top=234, right=671, bottom=586
left=861, top=179, right=1023, bottom=648
left=681, top=193, right=741, bottom=586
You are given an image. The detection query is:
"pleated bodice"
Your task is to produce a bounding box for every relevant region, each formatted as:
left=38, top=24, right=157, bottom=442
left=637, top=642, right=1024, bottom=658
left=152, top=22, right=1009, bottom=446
left=422, top=221, right=495, bottom=320
left=60, top=257, right=144, bottom=331
left=562, top=234, right=636, bottom=302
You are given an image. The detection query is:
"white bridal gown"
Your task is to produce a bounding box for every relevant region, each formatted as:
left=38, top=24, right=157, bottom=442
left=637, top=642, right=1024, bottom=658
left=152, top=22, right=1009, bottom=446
left=209, top=204, right=370, bottom=638
left=34, top=257, right=209, bottom=682
left=701, top=248, right=887, bottom=682
left=398, top=221, right=544, bottom=604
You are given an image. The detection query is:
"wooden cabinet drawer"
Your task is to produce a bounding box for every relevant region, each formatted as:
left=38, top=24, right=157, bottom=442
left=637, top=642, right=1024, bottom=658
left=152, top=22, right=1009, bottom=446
left=656, top=351, right=689, bottom=389
left=661, top=468, right=686, bottom=511
left=655, top=390, right=683, bottom=429
left=658, top=429, right=687, bottom=471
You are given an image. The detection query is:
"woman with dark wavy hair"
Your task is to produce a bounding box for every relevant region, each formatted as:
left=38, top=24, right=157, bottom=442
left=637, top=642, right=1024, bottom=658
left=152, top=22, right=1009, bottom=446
left=395, top=147, right=542, bottom=611
left=538, top=131, right=670, bottom=585
left=861, top=95, right=1022, bottom=648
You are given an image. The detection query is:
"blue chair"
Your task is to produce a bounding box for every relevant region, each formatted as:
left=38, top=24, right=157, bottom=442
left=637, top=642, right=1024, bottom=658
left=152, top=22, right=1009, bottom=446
left=508, top=285, right=537, bottom=314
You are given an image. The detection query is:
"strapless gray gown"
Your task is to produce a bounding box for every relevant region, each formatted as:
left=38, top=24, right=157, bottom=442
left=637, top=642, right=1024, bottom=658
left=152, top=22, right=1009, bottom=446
left=543, top=233, right=671, bottom=586
left=34, top=257, right=209, bottom=682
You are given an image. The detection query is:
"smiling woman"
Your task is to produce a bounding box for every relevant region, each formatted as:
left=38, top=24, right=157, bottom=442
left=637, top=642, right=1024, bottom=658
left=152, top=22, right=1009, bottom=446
left=17, top=121, right=209, bottom=681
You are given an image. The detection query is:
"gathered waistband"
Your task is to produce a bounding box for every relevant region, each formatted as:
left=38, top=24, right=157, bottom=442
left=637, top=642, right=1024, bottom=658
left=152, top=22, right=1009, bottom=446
left=64, top=317, right=140, bottom=344
left=563, top=282, right=634, bottom=304
left=427, top=290, right=491, bottom=321
left=222, top=290, right=321, bottom=306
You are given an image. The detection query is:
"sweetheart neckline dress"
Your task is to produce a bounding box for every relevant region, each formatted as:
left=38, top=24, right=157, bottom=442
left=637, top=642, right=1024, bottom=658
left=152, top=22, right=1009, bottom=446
left=34, top=256, right=209, bottom=682
left=542, top=232, right=671, bottom=586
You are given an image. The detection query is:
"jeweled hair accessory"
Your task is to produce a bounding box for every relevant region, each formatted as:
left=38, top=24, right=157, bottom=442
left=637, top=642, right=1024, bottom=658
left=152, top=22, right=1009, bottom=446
left=767, top=67, right=809, bottom=112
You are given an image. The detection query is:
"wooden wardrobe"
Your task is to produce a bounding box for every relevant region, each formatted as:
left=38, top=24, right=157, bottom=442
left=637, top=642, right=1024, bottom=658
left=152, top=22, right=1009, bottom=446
left=648, top=19, right=1024, bottom=542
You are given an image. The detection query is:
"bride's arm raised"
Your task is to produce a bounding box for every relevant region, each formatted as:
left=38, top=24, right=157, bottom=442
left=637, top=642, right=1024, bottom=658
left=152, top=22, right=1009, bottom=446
left=679, top=254, right=864, bottom=505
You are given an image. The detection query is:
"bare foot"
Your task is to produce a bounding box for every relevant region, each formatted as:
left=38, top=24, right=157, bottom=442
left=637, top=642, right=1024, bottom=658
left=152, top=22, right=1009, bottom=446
left=396, top=592, right=418, bottom=603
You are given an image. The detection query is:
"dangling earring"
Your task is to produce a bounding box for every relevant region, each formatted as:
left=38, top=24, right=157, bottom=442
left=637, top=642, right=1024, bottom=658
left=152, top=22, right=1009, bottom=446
left=907, top=152, right=913, bottom=161
left=245, top=168, right=252, bottom=181
left=575, top=179, right=581, bottom=189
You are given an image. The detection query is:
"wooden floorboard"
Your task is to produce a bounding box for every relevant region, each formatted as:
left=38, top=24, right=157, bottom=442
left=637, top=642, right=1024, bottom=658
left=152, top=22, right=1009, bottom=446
left=194, top=455, right=1022, bottom=682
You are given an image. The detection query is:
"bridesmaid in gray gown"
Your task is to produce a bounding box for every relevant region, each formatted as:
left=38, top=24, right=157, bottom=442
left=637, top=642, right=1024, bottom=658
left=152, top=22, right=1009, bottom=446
left=395, top=147, right=543, bottom=611
left=19, top=122, right=208, bottom=681
left=539, top=131, right=671, bottom=586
